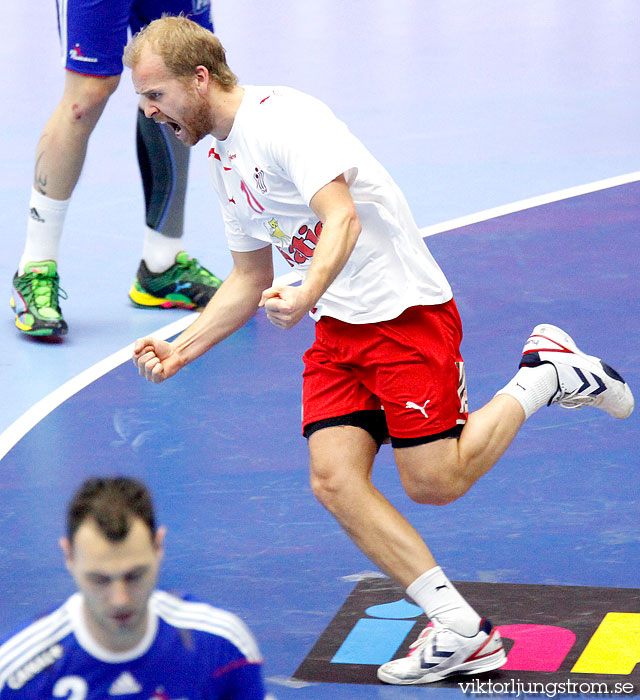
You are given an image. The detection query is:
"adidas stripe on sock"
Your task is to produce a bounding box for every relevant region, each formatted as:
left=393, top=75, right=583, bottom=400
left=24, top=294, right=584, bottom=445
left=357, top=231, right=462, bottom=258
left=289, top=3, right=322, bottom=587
left=19, top=189, right=70, bottom=274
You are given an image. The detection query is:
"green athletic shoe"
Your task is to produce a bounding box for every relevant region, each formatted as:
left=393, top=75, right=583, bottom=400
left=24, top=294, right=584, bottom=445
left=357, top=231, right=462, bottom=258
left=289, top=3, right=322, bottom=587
left=11, top=261, right=68, bottom=336
left=128, top=251, right=223, bottom=310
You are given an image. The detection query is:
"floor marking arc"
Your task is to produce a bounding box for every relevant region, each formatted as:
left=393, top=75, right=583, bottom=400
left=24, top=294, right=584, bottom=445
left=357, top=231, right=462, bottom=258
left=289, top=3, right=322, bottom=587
left=0, top=314, right=196, bottom=462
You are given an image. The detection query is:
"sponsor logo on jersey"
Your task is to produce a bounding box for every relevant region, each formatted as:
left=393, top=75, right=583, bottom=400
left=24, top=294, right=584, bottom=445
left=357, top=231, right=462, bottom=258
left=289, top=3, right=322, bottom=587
left=7, top=644, right=64, bottom=689
left=264, top=218, right=290, bottom=245
left=191, top=0, right=210, bottom=13
left=150, top=687, right=188, bottom=700
left=277, top=221, right=323, bottom=267
left=68, top=44, right=98, bottom=63
left=254, top=168, right=267, bottom=194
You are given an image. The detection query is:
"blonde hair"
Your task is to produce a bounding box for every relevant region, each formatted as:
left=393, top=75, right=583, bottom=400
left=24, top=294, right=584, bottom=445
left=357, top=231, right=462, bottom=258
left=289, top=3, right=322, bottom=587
left=123, top=15, right=237, bottom=90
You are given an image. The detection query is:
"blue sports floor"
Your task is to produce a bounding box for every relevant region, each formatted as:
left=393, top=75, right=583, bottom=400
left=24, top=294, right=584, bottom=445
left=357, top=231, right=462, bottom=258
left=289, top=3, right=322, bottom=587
left=1, top=2, right=639, bottom=697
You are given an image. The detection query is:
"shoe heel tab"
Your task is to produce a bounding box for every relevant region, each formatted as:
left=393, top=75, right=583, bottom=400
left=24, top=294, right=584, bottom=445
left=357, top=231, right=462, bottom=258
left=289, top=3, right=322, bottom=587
left=520, top=352, right=543, bottom=367
left=480, top=618, right=493, bottom=634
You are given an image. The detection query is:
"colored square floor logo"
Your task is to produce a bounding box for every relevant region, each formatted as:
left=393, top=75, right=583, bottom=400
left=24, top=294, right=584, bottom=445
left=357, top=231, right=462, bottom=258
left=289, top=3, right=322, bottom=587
left=294, top=578, right=640, bottom=692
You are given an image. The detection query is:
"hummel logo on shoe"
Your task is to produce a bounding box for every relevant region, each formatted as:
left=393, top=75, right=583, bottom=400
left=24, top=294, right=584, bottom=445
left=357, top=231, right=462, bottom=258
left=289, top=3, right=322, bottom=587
left=571, top=367, right=605, bottom=397
left=377, top=618, right=506, bottom=684
left=174, top=281, right=192, bottom=293
left=406, top=399, right=430, bottom=419
left=520, top=324, right=634, bottom=419
left=108, top=671, right=142, bottom=695
left=29, top=207, right=45, bottom=223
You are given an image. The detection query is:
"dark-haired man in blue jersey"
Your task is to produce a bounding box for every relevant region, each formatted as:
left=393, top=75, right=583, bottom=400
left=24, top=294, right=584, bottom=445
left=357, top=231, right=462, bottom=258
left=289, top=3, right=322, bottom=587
left=0, top=477, right=268, bottom=698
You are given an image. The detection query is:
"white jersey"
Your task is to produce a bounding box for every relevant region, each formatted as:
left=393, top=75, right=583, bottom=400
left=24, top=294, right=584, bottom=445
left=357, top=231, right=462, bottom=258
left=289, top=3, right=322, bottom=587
left=208, top=85, right=452, bottom=324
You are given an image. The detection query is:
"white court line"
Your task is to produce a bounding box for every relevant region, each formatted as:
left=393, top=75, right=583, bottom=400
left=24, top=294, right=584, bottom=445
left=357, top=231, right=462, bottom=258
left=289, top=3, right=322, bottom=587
left=2, top=170, right=639, bottom=461
left=418, top=171, right=640, bottom=238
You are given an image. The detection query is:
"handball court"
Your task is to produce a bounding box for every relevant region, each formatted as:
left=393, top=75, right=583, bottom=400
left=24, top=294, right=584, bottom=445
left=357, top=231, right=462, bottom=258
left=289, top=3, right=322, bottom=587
left=1, top=2, right=639, bottom=698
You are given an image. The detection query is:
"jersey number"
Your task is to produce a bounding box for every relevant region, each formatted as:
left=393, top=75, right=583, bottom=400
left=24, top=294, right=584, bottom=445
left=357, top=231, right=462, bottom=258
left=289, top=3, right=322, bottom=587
left=52, top=676, right=88, bottom=700
left=240, top=180, right=264, bottom=213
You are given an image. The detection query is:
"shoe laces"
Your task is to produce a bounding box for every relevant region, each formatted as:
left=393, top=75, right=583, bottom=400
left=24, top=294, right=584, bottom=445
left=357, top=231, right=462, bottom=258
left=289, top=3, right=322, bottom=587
left=23, top=271, right=68, bottom=309
left=555, top=386, right=599, bottom=409
left=558, top=395, right=598, bottom=409
left=407, top=624, right=439, bottom=656
left=173, top=256, right=221, bottom=285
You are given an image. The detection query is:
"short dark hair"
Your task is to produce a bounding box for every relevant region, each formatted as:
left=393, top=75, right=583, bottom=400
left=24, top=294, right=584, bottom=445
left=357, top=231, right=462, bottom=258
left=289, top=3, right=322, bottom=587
left=67, top=477, right=156, bottom=544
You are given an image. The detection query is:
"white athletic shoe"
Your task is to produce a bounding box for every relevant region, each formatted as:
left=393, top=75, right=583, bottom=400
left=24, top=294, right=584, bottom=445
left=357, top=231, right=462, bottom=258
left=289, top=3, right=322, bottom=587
left=377, top=619, right=506, bottom=685
left=520, top=324, right=634, bottom=418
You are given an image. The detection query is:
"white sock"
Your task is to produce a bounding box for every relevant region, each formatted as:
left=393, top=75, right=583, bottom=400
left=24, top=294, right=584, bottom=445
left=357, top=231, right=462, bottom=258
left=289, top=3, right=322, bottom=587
left=407, top=566, right=482, bottom=636
left=19, top=189, right=70, bottom=274
left=142, top=226, right=184, bottom=273
left=495, top=364, right=558, bottom=419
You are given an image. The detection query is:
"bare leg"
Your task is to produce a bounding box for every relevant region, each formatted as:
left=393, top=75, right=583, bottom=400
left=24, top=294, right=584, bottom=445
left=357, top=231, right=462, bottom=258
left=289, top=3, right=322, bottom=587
left=33, top=71, right=120, bottom=199
left=309, top=395, right=525, bottom=589
left=308, top=425, right=437, bottom=588
left=395, top=394, right=525, bottom=506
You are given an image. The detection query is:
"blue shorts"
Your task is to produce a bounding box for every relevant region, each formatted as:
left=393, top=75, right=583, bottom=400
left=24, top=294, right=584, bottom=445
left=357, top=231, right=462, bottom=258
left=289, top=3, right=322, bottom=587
left=56, top=0, right=214, bottom=76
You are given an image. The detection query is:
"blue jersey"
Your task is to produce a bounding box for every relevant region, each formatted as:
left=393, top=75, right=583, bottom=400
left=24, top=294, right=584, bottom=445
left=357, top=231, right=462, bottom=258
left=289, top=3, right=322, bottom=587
left=57, top=0, right=214, bottom=77
left=0, top=591, right=265, bottom=699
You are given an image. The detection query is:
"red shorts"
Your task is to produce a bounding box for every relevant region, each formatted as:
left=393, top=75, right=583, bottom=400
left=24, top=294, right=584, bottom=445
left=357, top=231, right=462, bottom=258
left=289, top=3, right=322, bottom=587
left=302, top=300, right=468, bottom=444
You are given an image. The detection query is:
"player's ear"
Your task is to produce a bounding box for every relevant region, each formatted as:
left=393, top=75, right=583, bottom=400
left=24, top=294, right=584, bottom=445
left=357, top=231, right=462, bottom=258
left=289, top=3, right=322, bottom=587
left=154, top=525, right=167, bottom=555
left=194, top=65, right=211, bottom=95
left=59, top=536, right=73, bottom=566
